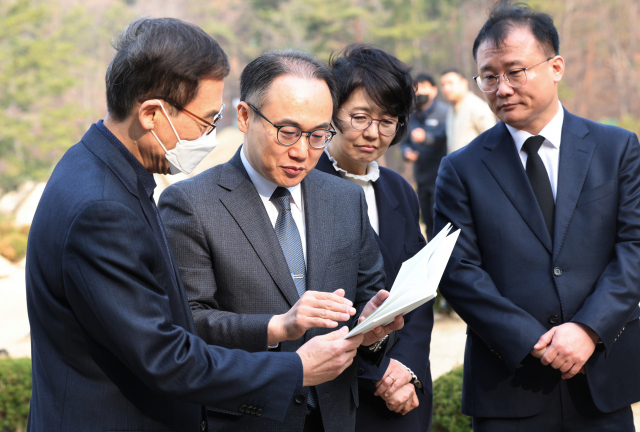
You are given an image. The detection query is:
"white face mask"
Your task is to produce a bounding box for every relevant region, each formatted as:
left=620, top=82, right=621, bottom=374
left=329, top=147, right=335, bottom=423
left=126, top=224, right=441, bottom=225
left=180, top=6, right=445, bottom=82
left=150, top=100, right=219, bottom=175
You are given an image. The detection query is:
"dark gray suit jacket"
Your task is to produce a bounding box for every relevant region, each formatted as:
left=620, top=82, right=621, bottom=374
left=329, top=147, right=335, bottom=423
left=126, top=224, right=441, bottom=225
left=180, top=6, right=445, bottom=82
left=158, top=148, right=388, bottom=432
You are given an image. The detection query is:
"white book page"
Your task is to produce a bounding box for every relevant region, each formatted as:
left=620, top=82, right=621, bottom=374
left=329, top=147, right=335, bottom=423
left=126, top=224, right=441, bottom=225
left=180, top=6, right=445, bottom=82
left=345, top=225, right=460, bottom=339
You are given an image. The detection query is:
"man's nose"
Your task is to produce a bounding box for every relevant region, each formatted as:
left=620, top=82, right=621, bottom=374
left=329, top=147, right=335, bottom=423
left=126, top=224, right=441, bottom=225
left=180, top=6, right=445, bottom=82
left=288, top=135, right=309, bottom=160
left=496, top=75, right=515, bottom=97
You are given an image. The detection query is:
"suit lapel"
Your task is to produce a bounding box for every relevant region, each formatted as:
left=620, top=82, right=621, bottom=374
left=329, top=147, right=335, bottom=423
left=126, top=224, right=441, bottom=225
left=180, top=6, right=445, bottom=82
left=218, top=152, right=301, bottom=307
left=84, top=125, right=196, bottom=331
left=552, top=111, right=595, bottom=261
left=373, top=173, right=406, bottom=267
left=302, top=171, right=333, bottom=294
left=482, top=123, right=553, bottom=253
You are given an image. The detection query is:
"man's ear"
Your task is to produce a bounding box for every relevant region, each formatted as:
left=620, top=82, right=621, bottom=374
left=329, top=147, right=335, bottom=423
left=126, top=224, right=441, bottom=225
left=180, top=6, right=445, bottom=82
left=138, top=100, right=163, bottom=131
left=237, top=102, right=251, bottom=134
left=552, top=55, right=565, bottom=84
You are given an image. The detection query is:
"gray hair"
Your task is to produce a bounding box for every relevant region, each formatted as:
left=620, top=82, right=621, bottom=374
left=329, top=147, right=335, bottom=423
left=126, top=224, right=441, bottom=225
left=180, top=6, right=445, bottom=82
left=106, top=17, right=229, bottom=121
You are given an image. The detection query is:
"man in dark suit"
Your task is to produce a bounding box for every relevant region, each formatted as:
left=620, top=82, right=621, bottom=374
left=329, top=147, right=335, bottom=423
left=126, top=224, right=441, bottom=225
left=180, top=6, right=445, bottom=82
left=434, top=1, right=640, bottom=430
left=158, top=50, right=403, bottom=432
left=26, top=18, right=366, bottom=432
left=401, top=73, right=448, bottom=241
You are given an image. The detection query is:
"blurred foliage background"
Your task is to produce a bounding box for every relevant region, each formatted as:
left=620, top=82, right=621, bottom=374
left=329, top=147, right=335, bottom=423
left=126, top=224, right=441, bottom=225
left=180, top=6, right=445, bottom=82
left=1, top=0, right=640, bottom=193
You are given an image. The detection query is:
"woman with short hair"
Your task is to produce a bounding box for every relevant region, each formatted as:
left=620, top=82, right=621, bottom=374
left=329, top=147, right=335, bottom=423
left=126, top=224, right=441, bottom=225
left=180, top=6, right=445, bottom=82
left=315, top=44, right=434, bottom=431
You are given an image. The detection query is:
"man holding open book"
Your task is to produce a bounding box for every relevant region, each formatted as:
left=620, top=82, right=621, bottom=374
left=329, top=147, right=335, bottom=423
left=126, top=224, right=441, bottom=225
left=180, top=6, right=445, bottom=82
left=158, top=49, right=404, bottom=432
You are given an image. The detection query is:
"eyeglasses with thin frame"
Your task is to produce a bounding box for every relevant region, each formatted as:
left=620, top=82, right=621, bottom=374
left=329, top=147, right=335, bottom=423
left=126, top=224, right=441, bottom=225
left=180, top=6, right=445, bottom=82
left=340, top=108, right=402, bottom=137
left=153, top=98, right=224, bottom=136
left=473, top=57, right=555, bottom=93
left=247, top=103, right=336, bottom=149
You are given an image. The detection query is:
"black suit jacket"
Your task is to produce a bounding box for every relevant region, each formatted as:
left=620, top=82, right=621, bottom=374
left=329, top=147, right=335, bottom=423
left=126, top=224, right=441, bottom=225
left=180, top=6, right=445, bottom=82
left=434, top=109, right=640, bottom=417
left=26, top=125, right=302, bottom=432
left=315, top=152, right=434, bottom=432
left=159, top=148, right=387, bottom=432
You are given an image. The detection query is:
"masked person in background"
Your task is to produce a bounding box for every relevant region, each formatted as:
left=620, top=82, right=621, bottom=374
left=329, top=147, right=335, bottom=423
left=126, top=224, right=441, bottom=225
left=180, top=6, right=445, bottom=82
left=315, top=44, right=434, bottom=432
left=401, top=73, right=448, bottom=241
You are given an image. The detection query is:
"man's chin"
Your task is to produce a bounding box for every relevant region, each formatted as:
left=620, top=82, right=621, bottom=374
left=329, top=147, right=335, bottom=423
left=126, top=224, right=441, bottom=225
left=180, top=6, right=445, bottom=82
left=499, top=111, right=526, bottom=127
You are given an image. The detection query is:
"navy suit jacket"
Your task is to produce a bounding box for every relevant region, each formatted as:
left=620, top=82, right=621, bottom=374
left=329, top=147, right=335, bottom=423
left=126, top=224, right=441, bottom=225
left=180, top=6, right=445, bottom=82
left=316, top=152, right=434, bottom=431
left=26, top=124, right=302, bottom=432
left=434, top=109, right=640, bottom=417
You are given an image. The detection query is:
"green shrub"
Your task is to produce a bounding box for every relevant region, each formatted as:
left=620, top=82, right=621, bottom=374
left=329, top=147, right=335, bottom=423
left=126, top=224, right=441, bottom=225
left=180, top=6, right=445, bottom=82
left=0, top=358, right=32, bottom=432
left=0, top=222, right=29, bottom=263
left=432, top=365, right=471, bottom=432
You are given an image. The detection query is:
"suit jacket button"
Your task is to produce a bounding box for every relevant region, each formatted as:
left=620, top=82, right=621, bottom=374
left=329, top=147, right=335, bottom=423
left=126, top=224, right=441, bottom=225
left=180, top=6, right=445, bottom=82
left=295, top=393, right=306, bottom=404
left=200, top=420, right=207, bottom=431
left=553, top=267, right=562, bottom=276
left=256, top=408, right=264, bottom=417
left=251, top=407, right=257, bottom=415
left=239, top=405, right=247, bottom=413
left=357, top=367, right=365, bottom=376
left=549, top=315, right=559, bottom=324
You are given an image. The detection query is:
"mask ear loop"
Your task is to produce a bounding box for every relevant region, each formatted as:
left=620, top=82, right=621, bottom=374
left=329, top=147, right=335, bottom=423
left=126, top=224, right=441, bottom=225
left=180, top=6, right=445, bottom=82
left=149, top=100, right=182, bottom=152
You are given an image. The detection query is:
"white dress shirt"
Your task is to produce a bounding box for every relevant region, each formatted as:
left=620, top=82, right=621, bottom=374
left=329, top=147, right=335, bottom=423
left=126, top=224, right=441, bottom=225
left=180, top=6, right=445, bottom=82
left=324, top=149, right=380, bottom=235
left=505, top=101, right=564, bottom=202
left=241, top=146, right=307, bottom=265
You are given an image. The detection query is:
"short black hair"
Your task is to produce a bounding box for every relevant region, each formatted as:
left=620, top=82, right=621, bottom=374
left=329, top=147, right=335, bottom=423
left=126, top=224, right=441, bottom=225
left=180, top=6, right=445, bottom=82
left=240, top=49, right=339, bottom=114
left=414, top=73, right=436, bottom=87
left=441, top=68, right=465, bottom=79
left=106, top=17, right=230, bottom=121
left=472, top=0, right=559, bottom=61
left=328, top=44, right=414, bottom=146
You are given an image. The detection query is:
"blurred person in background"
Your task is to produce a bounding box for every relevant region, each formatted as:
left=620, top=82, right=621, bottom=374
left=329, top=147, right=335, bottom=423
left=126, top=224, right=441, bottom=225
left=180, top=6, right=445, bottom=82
left=441, top=68, right=496, bottom=153
left=401, top=73, right=448, bottom=241
left=25, top=17, right=370, bottom=432
left=315, top=44, right=434, bottom=432
left=159, top=49, right=403, bottom=432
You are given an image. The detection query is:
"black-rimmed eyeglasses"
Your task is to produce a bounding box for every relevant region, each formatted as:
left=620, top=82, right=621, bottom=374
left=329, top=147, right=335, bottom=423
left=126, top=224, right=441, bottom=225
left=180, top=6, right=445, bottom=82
left=340, top=108, right=402, bottom=137
left=473, top=57, right=554, bottom=93
left=247, top=103, right=336, bottom=149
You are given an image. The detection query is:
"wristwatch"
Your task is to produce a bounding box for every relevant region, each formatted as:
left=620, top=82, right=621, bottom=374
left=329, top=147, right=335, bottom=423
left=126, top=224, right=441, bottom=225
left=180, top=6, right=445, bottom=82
left=368, top=334, right=389, bottom=353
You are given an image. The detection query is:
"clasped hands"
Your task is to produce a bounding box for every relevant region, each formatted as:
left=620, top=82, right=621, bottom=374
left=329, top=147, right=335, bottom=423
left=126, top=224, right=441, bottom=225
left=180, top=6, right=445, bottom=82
left=373, top=359, right=419, bottom=415
left=281, top=289, right=404, bottom=387
left=529, top=322, right=599, bottom=379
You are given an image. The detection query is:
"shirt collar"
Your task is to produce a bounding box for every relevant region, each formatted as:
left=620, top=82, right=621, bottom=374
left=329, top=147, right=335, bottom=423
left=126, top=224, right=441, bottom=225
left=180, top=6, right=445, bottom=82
left=95, top=119, right=157, bottom=198
left=506, top=101, right=564, bottom=153
left=323, top=149, right=380, bottom=182
left=240, top=145, right=303, bottom=211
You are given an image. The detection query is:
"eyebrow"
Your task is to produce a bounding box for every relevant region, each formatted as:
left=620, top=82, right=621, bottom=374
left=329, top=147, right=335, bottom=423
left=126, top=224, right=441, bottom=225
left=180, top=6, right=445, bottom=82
left=479, top=60, right=523, bottom=72
left=202, top=105, right=224, bottom=120
left=351, top=106, right=372, bottom=112
left=350, top=106, right=395, bottom=118
left=275, top=118, right=332, bottom=130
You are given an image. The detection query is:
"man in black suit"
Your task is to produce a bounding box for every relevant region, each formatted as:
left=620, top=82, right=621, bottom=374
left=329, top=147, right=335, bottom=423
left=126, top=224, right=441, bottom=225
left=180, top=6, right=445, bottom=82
left=434, top=1, right=640, bottom=430
left=159, top=50, right=403, bottom=432
left=26, top=18, right=368, bottom=432
left=402, top=73, right=448, bottom=241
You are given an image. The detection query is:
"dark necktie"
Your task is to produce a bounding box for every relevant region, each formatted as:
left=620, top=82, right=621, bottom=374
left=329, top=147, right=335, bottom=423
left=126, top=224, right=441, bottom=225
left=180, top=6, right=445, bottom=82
left=523, top=135, right=555, bottom=238
left=271, top=187, right=307, bottom=298
left=271, top=187, right=318, bottom=409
